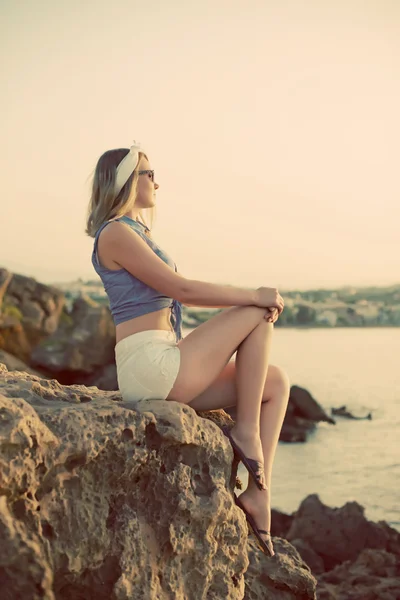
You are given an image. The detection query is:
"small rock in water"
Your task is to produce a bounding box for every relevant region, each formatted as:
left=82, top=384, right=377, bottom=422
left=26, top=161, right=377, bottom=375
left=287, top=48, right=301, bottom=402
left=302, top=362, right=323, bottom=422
left=331, top=405, right=372, bottom=420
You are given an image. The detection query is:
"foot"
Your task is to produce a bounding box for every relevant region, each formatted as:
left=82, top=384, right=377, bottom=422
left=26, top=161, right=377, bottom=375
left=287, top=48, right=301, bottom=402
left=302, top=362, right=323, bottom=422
left=229, top=426, right=267, bottom=489
left=236, top=488, right=274, bottom=555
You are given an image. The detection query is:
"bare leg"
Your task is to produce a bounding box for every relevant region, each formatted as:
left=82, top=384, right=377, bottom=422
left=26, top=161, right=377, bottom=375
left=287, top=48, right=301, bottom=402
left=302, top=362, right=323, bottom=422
left=259, top=383, right=290, bottom=491
left=184, top=315, right=288, bottom=553
left=229, top=320, right=274, bottom=467
left=237, top=378, right=290, bottom=547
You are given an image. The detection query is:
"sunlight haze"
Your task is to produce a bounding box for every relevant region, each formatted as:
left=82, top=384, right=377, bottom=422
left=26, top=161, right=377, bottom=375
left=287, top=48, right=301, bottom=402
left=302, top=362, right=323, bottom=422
left=1, top=0, right=399, bottom=291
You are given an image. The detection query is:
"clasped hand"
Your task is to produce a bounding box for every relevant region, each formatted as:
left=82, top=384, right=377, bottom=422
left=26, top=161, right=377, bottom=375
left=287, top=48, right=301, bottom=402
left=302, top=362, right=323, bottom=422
left=264, top=306, right=281, bottom=324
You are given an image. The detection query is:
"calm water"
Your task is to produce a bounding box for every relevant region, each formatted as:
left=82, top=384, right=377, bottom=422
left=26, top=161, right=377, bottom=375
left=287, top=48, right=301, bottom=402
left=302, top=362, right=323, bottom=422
left=182, top=326, right=400, bottom=531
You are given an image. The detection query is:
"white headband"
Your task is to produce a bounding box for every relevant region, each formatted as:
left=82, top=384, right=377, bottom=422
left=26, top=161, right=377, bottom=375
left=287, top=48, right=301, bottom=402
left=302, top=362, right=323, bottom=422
left=114, top=140, right=143, bottom=196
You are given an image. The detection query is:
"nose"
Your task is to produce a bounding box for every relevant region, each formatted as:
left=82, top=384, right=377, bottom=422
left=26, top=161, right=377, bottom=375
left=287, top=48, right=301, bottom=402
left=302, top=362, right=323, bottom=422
left=154, top=182, right=159, bottom=189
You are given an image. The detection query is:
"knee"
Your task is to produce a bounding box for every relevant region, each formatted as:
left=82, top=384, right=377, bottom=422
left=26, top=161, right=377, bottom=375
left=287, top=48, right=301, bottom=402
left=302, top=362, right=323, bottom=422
left=269, top=365, right=291, bottom=398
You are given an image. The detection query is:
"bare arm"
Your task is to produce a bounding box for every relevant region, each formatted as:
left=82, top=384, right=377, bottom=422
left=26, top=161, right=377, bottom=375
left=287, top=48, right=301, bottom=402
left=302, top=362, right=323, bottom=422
left=101, top=222, right=260, bottom=308
left=181, top=279, right=259, bottom=308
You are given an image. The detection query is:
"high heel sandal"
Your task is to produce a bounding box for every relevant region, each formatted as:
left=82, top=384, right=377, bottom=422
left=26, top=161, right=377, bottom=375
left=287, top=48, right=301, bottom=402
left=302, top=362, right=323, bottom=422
left=221, top=425, right=267, bottom=491
left=234, top=493, right=275, bottom=557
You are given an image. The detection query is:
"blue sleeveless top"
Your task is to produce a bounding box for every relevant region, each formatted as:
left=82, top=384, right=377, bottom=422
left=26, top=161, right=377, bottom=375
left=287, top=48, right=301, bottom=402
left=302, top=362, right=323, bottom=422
left=91, top=215, right=182, bottom=342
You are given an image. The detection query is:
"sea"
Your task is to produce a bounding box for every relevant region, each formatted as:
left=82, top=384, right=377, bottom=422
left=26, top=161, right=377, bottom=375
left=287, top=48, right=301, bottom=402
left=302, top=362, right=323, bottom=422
left=182, top=326, right=400, bottom=531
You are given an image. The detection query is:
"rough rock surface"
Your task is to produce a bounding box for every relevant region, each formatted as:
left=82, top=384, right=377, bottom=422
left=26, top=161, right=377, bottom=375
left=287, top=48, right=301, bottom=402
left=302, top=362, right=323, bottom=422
left=286, top=494, right=400, bottom=573
left=317, top=548, right=400, bottom=600
left=0, top=314, right=36, bottom=367
left=0, top=364, right=317, bottom=600
left=243, top=537, right=317, bottom=600
left=30, top=294, right=116, bottom=385
left=0, top=349, right=47, bottom=377
left=0, top=268, right=65, bottom=363
left=258, top=491, right=400, bottom=598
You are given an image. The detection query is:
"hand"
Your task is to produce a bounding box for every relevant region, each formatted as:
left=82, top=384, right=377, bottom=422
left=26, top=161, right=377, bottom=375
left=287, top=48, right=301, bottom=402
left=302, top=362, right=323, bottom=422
left=256, top=287, right=284, bottom=315
left=264, top=307, right=280, bottom=324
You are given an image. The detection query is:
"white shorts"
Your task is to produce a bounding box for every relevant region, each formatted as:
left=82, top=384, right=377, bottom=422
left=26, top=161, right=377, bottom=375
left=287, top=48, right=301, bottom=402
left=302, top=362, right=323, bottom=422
left=115, top=330, right=181, bottom=402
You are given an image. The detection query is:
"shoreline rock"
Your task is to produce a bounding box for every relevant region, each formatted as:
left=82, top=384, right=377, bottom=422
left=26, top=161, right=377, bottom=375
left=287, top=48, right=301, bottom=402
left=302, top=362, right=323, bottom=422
left=0, top=365, right=317, bottom=600
left=270, top=494, right=400, bottom=599
left=331, top=404, right=372, bottom=420
left=0, top=268, right=65, bottom=364
left=1, top=365, right=398, bottom=599
left=226, top=384, right=336, bottom=443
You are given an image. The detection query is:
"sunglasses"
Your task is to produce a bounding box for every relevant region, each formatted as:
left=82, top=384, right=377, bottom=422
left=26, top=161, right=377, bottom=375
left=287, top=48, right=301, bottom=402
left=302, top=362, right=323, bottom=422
left=139, top=169, right=155, bottom=182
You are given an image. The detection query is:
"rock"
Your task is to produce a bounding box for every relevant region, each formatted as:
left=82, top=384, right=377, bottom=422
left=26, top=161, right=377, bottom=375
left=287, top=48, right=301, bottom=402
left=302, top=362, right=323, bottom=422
left=289, top=386, right=335, bottom=424
left=331, top=404, right=372, bottom=420
left=91, top=363, right=118, bottom=391
left=0, top=268, right=65, bottom=363
left=270, top=507, right=295, bottom=538
left=0, top=349, right=48, bottom=378
left=258, top=496, right=400, bottom=597
left=0, top=365, right=317, bottom=600
left=290, top=539, right=325, bottom=575
left=244, top=537, right=316, bottom=599
left=286, top=494, right=400, bottom=572
left=317, top=548, right=400, bottom=600
left=226, top=384, right=332, bottom=443
left=31, top=293, right=116, bottom=385
left=0, top=316, right=33, bottom=366
left=279, top=405, right=317, bottom=442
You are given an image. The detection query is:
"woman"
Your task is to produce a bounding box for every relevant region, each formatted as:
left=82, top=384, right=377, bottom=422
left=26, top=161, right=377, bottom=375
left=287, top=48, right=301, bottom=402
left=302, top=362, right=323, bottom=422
left=85, top=141, right=290, bottom=557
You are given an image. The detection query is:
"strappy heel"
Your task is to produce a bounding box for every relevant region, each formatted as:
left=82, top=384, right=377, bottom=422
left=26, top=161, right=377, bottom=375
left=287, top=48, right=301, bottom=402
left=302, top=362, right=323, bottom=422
left=221, top=425, right=267, bottom=491
left=233, top=493, right=275, bottom=557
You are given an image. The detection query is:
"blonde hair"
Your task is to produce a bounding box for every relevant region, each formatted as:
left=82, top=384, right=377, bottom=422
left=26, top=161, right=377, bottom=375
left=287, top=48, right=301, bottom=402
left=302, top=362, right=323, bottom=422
left=85, top=147, right=156, bottom=238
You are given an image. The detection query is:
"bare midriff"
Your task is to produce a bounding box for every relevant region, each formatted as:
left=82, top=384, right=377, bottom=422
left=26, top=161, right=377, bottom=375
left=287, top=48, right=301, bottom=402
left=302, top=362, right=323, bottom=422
left=97, top=227, right=176, bottom=345
left=115, top=307, right=175, bottom=345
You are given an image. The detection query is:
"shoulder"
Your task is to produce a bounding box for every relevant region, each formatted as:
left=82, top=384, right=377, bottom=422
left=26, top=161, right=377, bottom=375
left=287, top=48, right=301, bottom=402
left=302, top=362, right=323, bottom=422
left=99, top=219, right=148, bottom=245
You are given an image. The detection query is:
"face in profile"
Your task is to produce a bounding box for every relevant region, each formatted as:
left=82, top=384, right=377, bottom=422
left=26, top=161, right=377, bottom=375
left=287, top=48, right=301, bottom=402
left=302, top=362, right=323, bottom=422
left=135, top=156, right=159, bottom=210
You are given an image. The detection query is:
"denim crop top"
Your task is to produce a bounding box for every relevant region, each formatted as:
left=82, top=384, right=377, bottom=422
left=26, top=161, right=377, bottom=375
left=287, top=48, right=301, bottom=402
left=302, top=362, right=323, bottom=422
left=91, top=215, right=182, bottom=342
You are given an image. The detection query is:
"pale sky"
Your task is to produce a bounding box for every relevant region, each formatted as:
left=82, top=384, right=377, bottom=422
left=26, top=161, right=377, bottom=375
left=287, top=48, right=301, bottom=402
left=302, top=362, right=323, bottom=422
left=1, top=0, right=399, bottom=291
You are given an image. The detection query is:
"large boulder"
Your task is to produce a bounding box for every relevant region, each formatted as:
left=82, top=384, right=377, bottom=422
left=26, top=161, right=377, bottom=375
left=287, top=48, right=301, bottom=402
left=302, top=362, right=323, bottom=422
left=0, top=349, right=47, bottom=378
left=286, top=494, right=400, bottom=572
left=261, top=495, right=400, bottom=598
left=279, top=385, right=335, bottom=442
left=31, top=294, right=116, bottom=386
left=0, top=268, right=65, bottom=362
left=290, top=539, right=325, bottom=575
left=226, top=384, right=334, bottom=443
left=289, top=386, right=335, bottom=424
left=0, top=364, right=317, bottom=600
left=0, top=315, right=33, bottom=365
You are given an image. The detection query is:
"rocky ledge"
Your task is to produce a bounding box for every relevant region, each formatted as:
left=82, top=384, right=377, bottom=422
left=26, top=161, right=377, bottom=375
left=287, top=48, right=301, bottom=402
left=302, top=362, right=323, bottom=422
left=272, top=494, right=400, bottom=599
left=1, top=365, right=316, bottom=600
left=2, top=366, right=399, bottom=599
